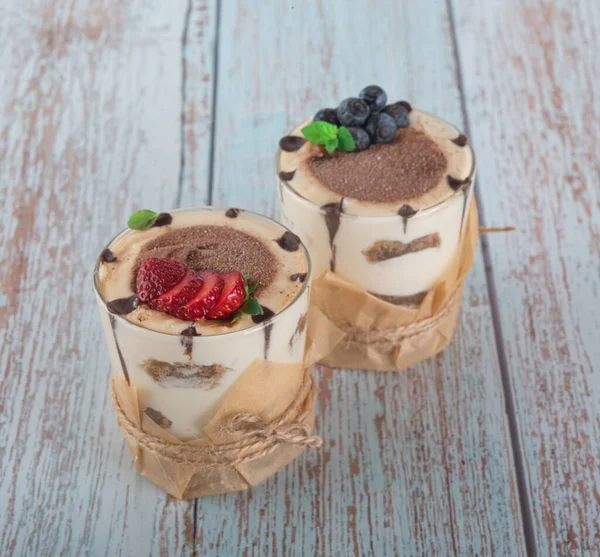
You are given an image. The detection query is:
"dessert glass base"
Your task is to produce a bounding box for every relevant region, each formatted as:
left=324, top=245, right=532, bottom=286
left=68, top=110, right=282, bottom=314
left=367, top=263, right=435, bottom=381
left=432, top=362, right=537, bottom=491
left=110, top=362, right=318, bottom=499
left=276, top=107, right=477, bottom=371
left=94, top=207, right=318, bottom=496
left=307, top=201, right=478, bottom=371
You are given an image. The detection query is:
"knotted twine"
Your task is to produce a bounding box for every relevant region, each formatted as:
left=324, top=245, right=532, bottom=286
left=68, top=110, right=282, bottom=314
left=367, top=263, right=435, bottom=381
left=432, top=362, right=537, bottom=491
left=111, top=366, right=321, bottom=469
left=338, top=282, right=464, bottom=347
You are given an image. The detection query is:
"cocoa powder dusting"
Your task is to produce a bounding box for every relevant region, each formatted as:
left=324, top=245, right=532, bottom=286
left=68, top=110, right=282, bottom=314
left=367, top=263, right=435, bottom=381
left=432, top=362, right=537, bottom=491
left=307, top=128, right=447, bottom=203
left=133, top=226, right=277, bottom=291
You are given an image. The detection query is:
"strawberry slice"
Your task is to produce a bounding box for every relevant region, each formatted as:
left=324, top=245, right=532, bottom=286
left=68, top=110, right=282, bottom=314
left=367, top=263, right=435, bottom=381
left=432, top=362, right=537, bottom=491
left=135, top=258, right=255, bottom=322
left=174, top=270, right=224, bottom=320
left=205, top=272, right=246, bottom=320
left=136, top=258, right=186, bottom=302
left=148, top=271, right=203, bottom=315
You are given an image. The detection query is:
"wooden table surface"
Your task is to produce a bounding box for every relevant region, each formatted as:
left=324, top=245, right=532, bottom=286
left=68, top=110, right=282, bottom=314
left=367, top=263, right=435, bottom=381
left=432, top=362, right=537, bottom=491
left=1, top=1, right=598, bottom=555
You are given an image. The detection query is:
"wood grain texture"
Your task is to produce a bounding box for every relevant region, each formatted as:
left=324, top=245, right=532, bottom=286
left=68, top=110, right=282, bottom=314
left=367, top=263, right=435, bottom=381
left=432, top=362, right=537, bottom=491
left=0, top=1, right=196, bottom=555
left=184, top=1, right=526, bottom=555
left=6, top=0, right=597, bottom=553
left=179, top=0, right=218, bottom=206
left=451, top=0, right=600, bottom=554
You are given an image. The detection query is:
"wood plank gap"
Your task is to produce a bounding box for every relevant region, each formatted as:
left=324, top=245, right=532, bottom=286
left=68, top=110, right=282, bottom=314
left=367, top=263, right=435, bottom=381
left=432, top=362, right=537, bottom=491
left=192, top=499, right=198, bottom=556
left=177, top=0, right=194, bottom=207
left=446, top=0, right=538, bottom=554
left=206, top=0, right=222, bottom=206
left=435, top=356, right=459, bottom=556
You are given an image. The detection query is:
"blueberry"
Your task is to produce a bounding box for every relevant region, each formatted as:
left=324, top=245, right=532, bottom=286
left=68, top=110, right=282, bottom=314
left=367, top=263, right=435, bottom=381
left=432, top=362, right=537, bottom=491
left=365, top=112, right=398, bottom=144
left=359, top=85, right=388, bottom=112
left=383, top=102, right=410, bottom=128
left=314, top=108, right=340, bottom=126
left=348, top=127, right=371, bottom=151
left=336, top=97, right=371, bottom=127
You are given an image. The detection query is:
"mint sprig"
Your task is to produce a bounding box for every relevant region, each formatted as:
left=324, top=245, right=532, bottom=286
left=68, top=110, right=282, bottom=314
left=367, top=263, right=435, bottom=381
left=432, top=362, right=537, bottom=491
left=301, top=121, right=356, bottom=154
left=240, top=275, right=263, bottom=316
left=241, top=298, right=262, bottom=315
left=128, top=210, right=158, bottom=230
left=337, top=126, right=356, bottom=152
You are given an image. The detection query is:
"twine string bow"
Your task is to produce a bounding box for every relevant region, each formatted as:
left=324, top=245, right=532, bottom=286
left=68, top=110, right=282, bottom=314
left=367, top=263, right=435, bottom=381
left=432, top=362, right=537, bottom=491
left=111, top=366, right=321, bottom=468
left=223, top=411, right=323, bottom=449
left=339, top=282, right=464, bottom=346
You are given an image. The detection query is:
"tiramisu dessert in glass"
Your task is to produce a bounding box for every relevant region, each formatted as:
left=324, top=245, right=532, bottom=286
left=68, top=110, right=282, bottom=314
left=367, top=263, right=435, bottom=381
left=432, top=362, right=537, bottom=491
left=276, top=86, right=477, bottom=370
left=95, top=207, right=311, bottom=442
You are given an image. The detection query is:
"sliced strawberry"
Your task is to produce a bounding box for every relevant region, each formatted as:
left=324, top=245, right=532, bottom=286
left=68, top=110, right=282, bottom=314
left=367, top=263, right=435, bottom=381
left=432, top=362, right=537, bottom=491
left=205, top=272, right=246, bottom=320
left=136, top=258, right=186, bottom=302
left=175, top=270, right=224, bottom=320
left=149, top=271, right=203, bottom=315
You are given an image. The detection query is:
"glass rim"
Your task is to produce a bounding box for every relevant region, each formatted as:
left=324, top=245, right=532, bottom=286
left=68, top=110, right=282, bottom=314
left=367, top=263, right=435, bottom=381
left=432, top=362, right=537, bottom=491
left=93, top=206, right=312, bottom=339
left=274, top=110, right=477, bottom=221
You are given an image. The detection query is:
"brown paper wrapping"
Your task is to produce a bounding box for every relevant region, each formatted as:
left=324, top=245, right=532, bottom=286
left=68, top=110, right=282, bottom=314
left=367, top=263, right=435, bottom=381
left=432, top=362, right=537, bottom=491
left=109, top=321, right=340, bottom=499
left=112, top=357, right=322, bottom=499
left=309, top=199, right=479, bottom=371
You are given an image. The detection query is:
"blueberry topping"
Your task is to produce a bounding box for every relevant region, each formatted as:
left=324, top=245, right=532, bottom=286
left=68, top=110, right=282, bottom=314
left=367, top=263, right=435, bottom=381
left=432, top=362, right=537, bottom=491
left=365, top=112, right=398, bottom=144
left=398, top=100, right=412, bottom=113
left=225, top=208, right=240, bottom=218
left=359, top=85, right=388, bottom=112
left=314, top=108, right=340, bottom=126
left=348, top=127, right=371, bottom=151
left=383, top=103, right=410, bottom=128
left=336, top=97, right=371, bottom=127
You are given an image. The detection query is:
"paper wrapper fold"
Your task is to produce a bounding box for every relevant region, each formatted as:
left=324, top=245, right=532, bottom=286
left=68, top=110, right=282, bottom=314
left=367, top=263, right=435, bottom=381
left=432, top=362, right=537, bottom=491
left=111, top=358, right=320, bottom=499
left=310, top=200, right=479, bottom=371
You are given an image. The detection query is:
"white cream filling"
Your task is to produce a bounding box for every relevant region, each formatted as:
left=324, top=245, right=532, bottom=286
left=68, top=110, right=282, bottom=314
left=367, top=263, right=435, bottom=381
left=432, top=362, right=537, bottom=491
left=98, top=209, right=308, bottom=336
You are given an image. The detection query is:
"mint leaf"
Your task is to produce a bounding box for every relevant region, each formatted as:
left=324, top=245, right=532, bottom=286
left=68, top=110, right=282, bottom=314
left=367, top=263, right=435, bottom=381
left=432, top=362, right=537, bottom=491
left=301, top=121, right=355, bottom=155
left=243, top=275, right=257, bottom=297
left=246, top=281, right=257, bottom=296
left=128, top=210, right=158, bottom=230
left=325, top=137, right=339, bottom=154
left=337, top=126, right=356, bottom=152
left=301, top=121, right=338, bottom=144
left=241, top=298, right=263, bottom=316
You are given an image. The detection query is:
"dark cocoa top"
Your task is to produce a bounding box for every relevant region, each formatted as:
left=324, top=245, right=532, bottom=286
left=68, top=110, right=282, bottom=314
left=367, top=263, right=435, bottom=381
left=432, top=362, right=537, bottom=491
left=133, top=225, right=278, bottom=292
left=306, top=128, right=447, bottom=203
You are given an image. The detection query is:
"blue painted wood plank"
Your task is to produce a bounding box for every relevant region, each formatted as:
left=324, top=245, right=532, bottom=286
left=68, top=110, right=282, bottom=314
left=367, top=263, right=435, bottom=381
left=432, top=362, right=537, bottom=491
left=179, top=0, right=218, bottom=206
left=0, top=1, right=200, bottom=554
left=180, top=1, right=526, bottom=555
left=452, top=0, right=600, bottom=554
